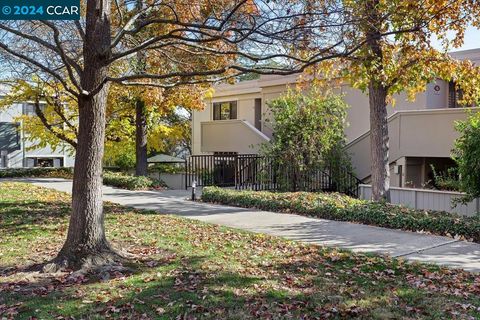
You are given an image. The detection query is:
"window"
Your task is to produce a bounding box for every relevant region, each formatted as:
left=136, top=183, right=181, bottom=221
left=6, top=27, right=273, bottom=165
left=26, top=157, right=64, bottom=168
left=24, top=103, right=36, bottom=115
left=0, top=122, right=20, bottom=153
left=213, top=101, right=237, bottom=120
left=23, top=103, right=46, bottom=116
left=448, top=81, right=469, bottom=108
left=1, top=150, right=8, bottom=168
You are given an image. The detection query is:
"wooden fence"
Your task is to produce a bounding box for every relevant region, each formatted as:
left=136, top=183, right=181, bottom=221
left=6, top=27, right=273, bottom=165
left=359, top=184, right=479, bottom=217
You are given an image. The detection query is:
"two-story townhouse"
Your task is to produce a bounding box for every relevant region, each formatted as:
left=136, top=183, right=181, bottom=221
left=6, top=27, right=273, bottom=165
left=0, top=86, right=75, bottom=168
left=191, top=48, right=480, bottom=189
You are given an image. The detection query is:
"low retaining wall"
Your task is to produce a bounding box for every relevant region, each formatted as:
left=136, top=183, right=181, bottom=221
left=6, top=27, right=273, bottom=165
left=149, top=172, right=196, bottom=190
left=359, top=184, right=479, bottom=217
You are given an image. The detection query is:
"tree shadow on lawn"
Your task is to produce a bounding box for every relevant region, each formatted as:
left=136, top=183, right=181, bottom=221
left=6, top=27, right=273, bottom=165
left=0, top=255, right=269, bottom=319
left=0, top=199, right=160, bottom=278
left=2, top=192, right=480, bottom=319
left=0, top=256, right=322, bottom=319
left=3, top=246, right=478, bottom=319
left=0, top=252, right=201, bottom=317
left=0, top=200, right=131, bottom=234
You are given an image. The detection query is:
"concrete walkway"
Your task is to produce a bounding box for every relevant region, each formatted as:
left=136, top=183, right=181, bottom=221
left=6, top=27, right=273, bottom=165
left=5, top=178, right=480, bottom=273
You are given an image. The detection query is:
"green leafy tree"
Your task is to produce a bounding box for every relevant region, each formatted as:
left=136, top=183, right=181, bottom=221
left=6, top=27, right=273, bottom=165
left=262, top=86, right=352, bottom=191
left=452, top=111, right=480, bottom=201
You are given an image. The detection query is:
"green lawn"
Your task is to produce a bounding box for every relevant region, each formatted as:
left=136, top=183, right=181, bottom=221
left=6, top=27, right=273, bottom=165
left=1, top=182, right=480, bottom=319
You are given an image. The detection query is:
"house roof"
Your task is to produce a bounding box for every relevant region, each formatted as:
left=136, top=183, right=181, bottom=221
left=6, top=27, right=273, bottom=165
left=210, top=48, right=480, bottom=98
left=147, top=154, right=185, bottom=163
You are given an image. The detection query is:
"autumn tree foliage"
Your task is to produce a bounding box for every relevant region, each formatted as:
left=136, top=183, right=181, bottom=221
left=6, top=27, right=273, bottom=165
left=103, top=83, right=208, bottom=167
left=0, top=79, right=78, bottom=150
left=0, top=79, right=204, bottom=167
left=311, top=0, right=479, bottom=201
left=0, top=0, right=365, bottom=271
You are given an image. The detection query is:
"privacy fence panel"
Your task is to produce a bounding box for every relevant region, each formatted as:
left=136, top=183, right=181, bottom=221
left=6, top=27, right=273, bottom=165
left=359, top=184, right=479, bottom=217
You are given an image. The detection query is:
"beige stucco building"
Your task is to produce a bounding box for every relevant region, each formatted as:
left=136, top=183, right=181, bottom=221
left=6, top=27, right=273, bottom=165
left=192, top=48, right=480, bottom=188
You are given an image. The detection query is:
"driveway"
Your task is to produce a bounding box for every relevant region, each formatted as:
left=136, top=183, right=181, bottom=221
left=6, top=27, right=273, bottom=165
left=5, top=178, right=480, bottom=272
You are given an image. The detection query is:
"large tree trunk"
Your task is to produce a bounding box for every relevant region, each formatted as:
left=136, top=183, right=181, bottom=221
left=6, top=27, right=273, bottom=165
left=369, top=80, right=390, bottom=201
left=135, top=99, right=148, bottom=176
left=48, top=0, right=117, bottom=271
left=364, top=0, right=390, bottom=202
left=134, top=0, right=148, bottom=177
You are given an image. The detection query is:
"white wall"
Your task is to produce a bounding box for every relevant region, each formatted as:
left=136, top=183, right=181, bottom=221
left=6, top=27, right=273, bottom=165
left=426, top=79, right=449, bottom=109
left=195, top=77, right=434, bottom=154
left=192, top=102, right=212, bottom=155
left=346, top=108, right=469, bottom=181
left=200, top=120, right=269, bottom=154
left=0, top=103, right=23, bottom=121
left=342, top=85, right=428, bottom=143
left=237, top=98, right=256, bottom=124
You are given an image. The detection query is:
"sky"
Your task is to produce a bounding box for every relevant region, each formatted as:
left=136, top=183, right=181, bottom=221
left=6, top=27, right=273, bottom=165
left=431, top=25, right=480, bottom=52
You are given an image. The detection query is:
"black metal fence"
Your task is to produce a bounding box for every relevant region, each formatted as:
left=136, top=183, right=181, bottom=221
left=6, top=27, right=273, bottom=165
left=186, top=154, right=362, bottom=197
left=185, top=154, right=244, bottom=188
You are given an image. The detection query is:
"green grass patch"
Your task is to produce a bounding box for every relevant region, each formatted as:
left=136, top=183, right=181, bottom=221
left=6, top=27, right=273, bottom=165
left=202, top=187, right=480, bottom=243
left=1, top=182, right=480, bottom=319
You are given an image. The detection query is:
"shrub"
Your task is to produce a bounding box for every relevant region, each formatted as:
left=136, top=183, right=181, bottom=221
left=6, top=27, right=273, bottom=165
left=0, top=167, right=165, bottom=190
left=113, top=152, right=136, bottom=170
left=431, top=165, right=461, bottom=192
left=102, top=171, right=165, bottom=190
left=0, top=167, right=74, bottom=179
left=150, top=163, right=185, bottom=174
left=452, top=111, right=480, bottom=201
left=261, top=87, right=353, bottom=191
left=202, top=187, right=480, bottom=243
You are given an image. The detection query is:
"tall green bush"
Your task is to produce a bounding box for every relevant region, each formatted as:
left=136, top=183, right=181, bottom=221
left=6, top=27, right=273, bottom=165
left=452, top=111, right=480, bottom=201
left=262, top=87, right=352, bottom=191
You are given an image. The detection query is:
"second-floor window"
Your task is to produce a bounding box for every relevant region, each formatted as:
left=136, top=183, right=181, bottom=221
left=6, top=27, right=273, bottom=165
left=23, top=103, right=46, bottom=116
left=213, top=101, right=237, bottom=120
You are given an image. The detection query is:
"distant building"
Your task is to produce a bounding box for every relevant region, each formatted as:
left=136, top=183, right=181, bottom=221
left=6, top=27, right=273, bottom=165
left=0, top=89, right=75, bottom=168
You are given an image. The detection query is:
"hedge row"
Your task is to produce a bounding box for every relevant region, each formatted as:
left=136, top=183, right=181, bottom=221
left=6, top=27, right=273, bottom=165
left=103, top=171, right=165, bottom=190
left=0, top=167, right=165, bottom=190
left=202, top=187, right=480, bottom=243
left=0, top=167, right=74, bottom=179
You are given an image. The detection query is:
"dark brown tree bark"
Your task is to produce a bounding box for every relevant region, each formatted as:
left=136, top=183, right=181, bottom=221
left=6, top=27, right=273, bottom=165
left=48, top=0, right=119, bottom=271
left=368, top=80, right=390, bottom=201
left=364, top=0, right=390, bottom=202
left=133, top=0, right=148, bottom=177
left=135, top=99, right=148, bottom=176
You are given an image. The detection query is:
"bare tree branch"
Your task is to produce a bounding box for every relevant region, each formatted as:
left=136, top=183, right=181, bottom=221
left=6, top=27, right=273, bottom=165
left=40, top=21, right=83, bottom=90
left=0, top=40, right=78, bottom=97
